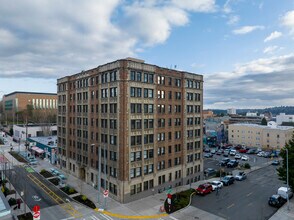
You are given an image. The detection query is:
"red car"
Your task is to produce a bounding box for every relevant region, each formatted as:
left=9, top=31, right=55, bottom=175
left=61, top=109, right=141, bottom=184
left=196, top=183, right=213, bottom=195
left=239, top=148, right=248, bottom=153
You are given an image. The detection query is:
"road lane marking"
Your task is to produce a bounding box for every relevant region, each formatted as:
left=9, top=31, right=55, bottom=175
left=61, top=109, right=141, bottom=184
left=169, top=216, right=179, bottom=220
left=96, top=209, right=168, bottom=219
left=246, top=192, right=253, bottom=197
left=101, top=213, right=113, bottom=220
left=227, top=203, right=235, bottom=209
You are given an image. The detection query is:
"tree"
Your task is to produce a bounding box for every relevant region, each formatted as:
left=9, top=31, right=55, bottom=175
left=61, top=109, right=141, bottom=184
left=261, top=117, right=267, bottom=125
left=277, top=132, right=294, bottom=190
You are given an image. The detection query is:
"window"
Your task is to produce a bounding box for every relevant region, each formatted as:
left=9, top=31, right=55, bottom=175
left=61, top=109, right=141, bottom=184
left=130, top=87, right=142, bottom=97
left=110, top=87, right=117, bottom=97
left=158, top=75, right=165, bottom=85
left=144, top=89, right=154, bottom=98
left=175, top=79, right=181, bottom=87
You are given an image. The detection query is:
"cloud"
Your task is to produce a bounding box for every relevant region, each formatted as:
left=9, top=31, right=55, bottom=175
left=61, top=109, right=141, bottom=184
left=0, top=0, right=217, bottom=79
left=227, top=15, right=240, bottom=25
left=233, top=25, right=264, bottom=35
left=264, top=31, right=282, bottom=42
left=223, top=0, right=232, bottom=14
left=263, top=46, right=283, bottom=54
left=204, top=54, right=294, bottom=108
left=281, top=10, right=294, bottom=34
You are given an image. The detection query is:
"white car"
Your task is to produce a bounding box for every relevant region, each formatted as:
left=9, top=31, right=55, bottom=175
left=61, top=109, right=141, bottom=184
left=257, top=151, right=265, bottom=157
left=235, top=172, right=247, bottom=181
left=241, top=155, right=249, bottom=161
left=210, top=180, right=223, bottom=190
left=229, top=149, right=236, bottom=156
left=235, top=154, right=241, bottom=159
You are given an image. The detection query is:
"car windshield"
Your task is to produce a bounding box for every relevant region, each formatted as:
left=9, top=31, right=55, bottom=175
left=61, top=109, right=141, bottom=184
left=198, top=185, right=205, bottom=189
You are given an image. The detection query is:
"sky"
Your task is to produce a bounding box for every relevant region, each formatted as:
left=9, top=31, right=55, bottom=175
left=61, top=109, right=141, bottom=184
left=0, top=0, right=294, bottom=109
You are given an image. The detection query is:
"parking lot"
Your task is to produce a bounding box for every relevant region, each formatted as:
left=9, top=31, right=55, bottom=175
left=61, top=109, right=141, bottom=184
left=204, top=150, right=274, bottom=175
left=192, top=165, right=285, bottom=220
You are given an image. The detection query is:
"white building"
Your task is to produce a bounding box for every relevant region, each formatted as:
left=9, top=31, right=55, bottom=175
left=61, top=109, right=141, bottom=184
left=227, top=108, right=236, bottom=115
left=246, top=112, right=258, bottom=117
left=13, top=124, right=57, bottom=142
left=276, top=113, right=294, bottom=125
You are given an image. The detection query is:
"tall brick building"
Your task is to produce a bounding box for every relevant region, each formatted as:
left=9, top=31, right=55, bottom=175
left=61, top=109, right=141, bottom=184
left=57, top=58, right=203, bottom=203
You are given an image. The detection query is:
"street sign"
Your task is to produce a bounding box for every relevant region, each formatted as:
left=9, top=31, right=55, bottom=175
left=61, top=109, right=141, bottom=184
left=33, top=205, right=40, bottom=220
left=103, top=190, right=109, bottom=198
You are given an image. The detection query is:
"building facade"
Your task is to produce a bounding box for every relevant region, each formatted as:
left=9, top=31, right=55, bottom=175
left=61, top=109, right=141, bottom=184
left=2, top=91, right=57, bottom=123
left=276, top=113, right=294, bottom=125
left=227, top=108, right=236, bottom=115
left=57, top=58, right=203, bottom=203
left=13, top=124, right=57, bottom=142
left=228, top=123, right=294, bottom=149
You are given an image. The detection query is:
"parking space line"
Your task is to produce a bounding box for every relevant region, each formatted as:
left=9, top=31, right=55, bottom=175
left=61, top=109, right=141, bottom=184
left=246, top=192, right=253, bottom=197
left=227, top=203, right=235, bottom=209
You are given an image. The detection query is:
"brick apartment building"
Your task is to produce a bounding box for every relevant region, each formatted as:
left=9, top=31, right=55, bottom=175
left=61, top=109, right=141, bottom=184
left=57, top=58, right=203, bottom=203
left=1, top=91, right=57, bottom=123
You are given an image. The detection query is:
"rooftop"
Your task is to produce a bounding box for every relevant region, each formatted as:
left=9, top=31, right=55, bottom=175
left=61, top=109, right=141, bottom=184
left=28, top=136, right=57, bottom=148
left=229, top=123, right=294, bottom=130
left=3, top=91, right=57, bottom=97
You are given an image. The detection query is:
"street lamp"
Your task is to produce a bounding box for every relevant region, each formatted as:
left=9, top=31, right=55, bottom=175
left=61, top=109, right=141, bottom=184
left=285, top=148, right=290, bottom=211
left=92, top=144, right=101, bottom=204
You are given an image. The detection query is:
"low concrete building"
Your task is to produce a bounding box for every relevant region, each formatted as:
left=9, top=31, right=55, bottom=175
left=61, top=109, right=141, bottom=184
left=276, top=113, right=294, bottom=125
left=228, top=123, right=294, bottom=149
left=13, top=124, right=57, bottom=142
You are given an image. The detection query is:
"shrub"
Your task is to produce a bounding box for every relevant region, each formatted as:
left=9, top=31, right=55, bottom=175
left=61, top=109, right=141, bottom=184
left=244, top=163, right=251, bottom=169
left=82, top=195, right=87, bottom=201
left=40, top=169, right=46, bottom=174
left=69, top=188, right=76, bottom=194
left=8, top=198, right=17, bottom=206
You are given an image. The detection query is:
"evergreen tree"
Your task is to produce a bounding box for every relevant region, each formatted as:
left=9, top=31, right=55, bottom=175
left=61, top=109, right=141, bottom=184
left=277, top=133, right=294, bottom=190
left=261, top=117, right=267, bottom=125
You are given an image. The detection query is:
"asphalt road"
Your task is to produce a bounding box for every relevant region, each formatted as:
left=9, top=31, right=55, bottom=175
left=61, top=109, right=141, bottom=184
left=191, top=164, right=285, bottom=220
left=8, top=165, right=71, bottom=210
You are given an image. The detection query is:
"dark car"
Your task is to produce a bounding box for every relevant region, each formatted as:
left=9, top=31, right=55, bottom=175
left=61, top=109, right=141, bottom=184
left=223, top=151, right=229, bottom=157
left=204, top=148, right=210, bottom=153
left=227, top=160, right=239, bottom=168
left=196, top=183, right=213, bottom=195
left=221, top=175, right=235, bottom=186
left=264, top=152, right=271, bottom=158
left=271, top=160, right=280, bottom=165
left=247, top=148, right=257, bottom=154
left=204, top=168, right=217, bottom=177
left=268, top=195, right=286, bottom=208
left=220, top=158, right=230, bottom=166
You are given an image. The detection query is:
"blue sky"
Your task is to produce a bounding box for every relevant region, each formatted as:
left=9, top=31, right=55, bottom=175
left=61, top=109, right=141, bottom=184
left=0, top=0, right=294, bottom=109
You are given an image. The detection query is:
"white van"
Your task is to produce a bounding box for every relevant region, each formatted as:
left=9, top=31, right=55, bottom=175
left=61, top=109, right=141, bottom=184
left=278, top=187, right=293, bottom=200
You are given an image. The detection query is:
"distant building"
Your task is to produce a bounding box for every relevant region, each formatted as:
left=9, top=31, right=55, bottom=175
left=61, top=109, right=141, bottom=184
left=228, top=123, right=294, bottom=149
left=203, top=110, right=214, bottom=119
left=1, top=91, right=57, bottom=123
left=276, top=113, right=294, bottom=125
left=228, top=115, right=262, bottom=125
left=246, top=112, right=258, bottom=117
left=227, top=108, right=236, bottom=115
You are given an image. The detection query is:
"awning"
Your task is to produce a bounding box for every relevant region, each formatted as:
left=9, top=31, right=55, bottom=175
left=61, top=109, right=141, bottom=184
left=31, top=146, right=44, bottom=154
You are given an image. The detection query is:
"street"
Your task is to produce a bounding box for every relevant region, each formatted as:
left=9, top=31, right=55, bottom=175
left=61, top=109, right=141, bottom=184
left=191, top=165, right=285, bottom=220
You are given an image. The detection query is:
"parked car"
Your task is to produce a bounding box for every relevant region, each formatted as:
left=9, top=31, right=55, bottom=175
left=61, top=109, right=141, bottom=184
left=204, top=153, right=213, bottom=158
left=216, top=150, right=223, bottom=155
left=210, top=149, right=216, bottom=154
left=257, top=151, right=265, bottom=157
left=268, top=195, right=286, bottom=208
left=204, top=168, right=217, bottom=177
left=239, top=148, right=248, bottom=153
left=235, top=171, right=247, bottom=181
left=227, top=160, right=238, bottom=168
left=235, top=154, right=241, bottom=160
left=263, top=152, right=271, bottom=158
left=204, top=148, right=210, bottom=153
left=241, top=155, right=249, bottom=161
left=271, top=160, right=280, bottom=166
left=247, top=148, right=257, bottom=154
left=50, top=168, right=57, bottom=174
left=229, top=149, right=236, bottom=156
left=220, top=158, right=230, bottom=166
left=210, top=180, right=223, bottom=191
left=196, top=183, right=213, bottom=195
left=223, top=150, right=229, bottom=157
left=52, top=169, right=60, bottom=176
left=221, top=175, right=235, bottom=186
left=29, top=160, right=38, bottom=165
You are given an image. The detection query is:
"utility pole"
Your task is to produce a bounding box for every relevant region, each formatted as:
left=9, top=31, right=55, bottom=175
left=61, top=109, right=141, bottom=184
left=286, top=148, right=290, bottom=211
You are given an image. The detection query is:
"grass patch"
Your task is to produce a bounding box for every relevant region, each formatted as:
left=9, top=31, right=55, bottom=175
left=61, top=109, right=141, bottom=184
left=60, top=186, right=78, bottom=195
left=73, top=195, right=96, bottom=209
left=49, top=178, right=60, bottom=186
left=164, top=188, right=195, bottom=214
left=9, top=151, right=27, bottom=163
left=40, top=169, right=53, bottom=178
